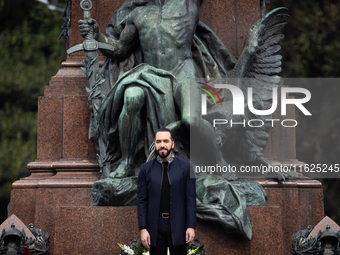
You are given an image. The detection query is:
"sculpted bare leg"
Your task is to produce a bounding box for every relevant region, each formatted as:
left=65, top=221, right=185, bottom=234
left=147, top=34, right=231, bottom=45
left=109, top=86, right=145, bottom=178
left=171, top=62, right=228, bottom=167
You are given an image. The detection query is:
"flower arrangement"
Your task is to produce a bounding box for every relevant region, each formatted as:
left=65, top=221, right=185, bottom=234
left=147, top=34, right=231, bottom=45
left=118, top=243, right=135, bottom=255
left=118, top=239, right=204, bottom=255
left=187, top=241, right=201, bottom=255
left=118, top=241, right=149, bottom=255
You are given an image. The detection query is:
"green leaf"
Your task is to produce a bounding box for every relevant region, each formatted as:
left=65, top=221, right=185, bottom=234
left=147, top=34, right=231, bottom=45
left=96, top=77, right=106, bottom=86
left=117, top=243, right=124, bottom=250
left=90, top=55, right=98, bottom=66
left=81, top=67, right=87, bottom=75
left=87, top=70, right=93, bottom=79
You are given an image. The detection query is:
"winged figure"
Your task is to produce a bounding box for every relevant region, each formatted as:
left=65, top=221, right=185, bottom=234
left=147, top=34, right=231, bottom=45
left=78, top=0, right=292, bottom=239
left=79, top=1, right=290, bottom=179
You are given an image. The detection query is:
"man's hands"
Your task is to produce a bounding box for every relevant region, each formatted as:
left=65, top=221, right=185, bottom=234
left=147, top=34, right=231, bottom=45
left=141, top=228, right=194, bottom=248
left=141, top=229, right=151, bottom=250
left=186, top=228, right=195, bottom=243
left=79, top=18, right=99, bottom=40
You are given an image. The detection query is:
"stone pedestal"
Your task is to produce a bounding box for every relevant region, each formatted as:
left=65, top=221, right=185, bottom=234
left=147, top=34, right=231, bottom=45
left=11, top=178, right=324, bottom=254
left=53, top=179, right=324, bottom=255
left=9, top=0, right=323, bottom=254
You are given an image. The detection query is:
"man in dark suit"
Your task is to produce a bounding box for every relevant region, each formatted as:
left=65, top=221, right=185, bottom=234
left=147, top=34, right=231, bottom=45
left=137, top=127, right=196, bottom=255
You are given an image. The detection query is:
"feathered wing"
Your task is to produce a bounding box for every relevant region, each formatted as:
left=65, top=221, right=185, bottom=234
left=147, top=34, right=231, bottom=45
left=241, top=7, right=288, bottom=98
left=229, top=8, right=289, bottom=166
left=233, top=7, right=289, bottom=94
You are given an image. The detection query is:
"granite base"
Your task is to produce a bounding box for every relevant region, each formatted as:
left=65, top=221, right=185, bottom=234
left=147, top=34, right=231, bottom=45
left=11, top=179, right=324, bottom=254
left=54, top=206, right=282, bottom=255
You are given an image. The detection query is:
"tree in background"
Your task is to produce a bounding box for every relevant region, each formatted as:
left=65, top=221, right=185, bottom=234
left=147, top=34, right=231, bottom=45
left=0, top=0, right=66, bottom=221
left=0, top=0, right=340, bottom=225
left=267, top=0, right=340, bottom=222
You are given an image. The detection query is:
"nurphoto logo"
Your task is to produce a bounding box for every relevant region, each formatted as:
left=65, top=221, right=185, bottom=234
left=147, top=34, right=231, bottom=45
left=199, top=83, right=312, bottom=128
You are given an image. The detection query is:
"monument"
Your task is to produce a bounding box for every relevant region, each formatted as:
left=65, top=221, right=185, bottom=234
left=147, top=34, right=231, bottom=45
left=0, top=215, right=50, bottom=255
left=9, top=0, right=324, bottom=254
left=291, top=217, right=340, bottom=255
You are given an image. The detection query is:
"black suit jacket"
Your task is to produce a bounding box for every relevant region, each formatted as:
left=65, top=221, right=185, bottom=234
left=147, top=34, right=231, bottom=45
left=137, top=156, right=196, bottom=246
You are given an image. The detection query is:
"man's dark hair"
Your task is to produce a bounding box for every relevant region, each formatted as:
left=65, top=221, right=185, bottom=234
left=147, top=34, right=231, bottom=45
left=156, top=127, right=173, bottom=141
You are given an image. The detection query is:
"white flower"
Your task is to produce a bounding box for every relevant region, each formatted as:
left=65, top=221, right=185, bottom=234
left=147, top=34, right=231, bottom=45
left=187, top=249, right=195, bottom=255
left=123, top=245, right=134, bottom=255
left=142, top=251, right=150, bottom=255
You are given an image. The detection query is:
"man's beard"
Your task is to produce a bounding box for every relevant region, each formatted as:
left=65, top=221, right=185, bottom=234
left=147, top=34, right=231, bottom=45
left=156, top=147, right=172, bottom=159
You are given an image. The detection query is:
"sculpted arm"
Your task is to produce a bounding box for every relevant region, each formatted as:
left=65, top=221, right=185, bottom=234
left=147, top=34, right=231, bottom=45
left=97, top=18, right=138, bottom=59
left=79, top=15, right=138, bottom=60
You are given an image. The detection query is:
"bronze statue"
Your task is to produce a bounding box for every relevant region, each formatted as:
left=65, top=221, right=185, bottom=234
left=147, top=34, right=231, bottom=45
left=291, top=224, right=340, bottom=255
left=0, top=223, right=50, bottom=255
left=77, top=0, right=289, bottom=180
left=75, top=0, right=291, bottom=239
